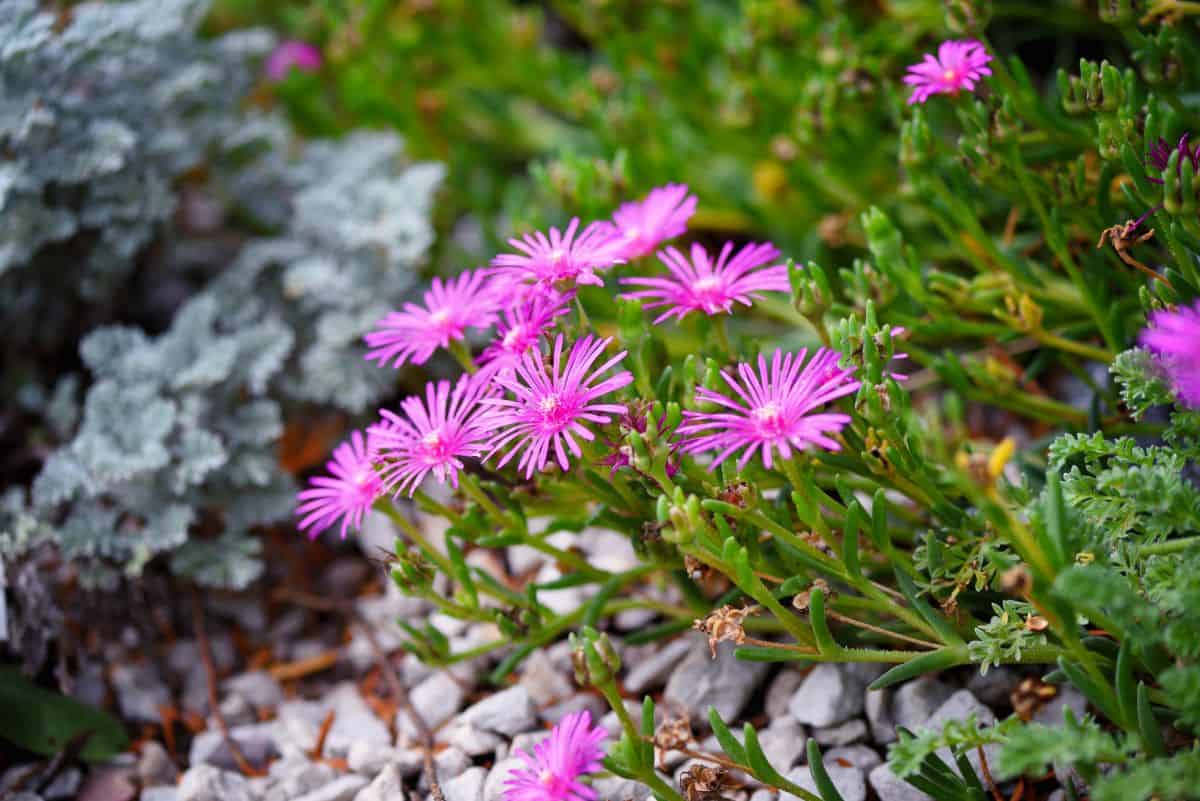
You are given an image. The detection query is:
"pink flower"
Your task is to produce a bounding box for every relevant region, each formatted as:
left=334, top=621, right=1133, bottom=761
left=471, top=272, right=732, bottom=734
left=490, top=218, right=624, bottom=293
left=368, top=375, right=495, bottom=497
left=1147, top=134, right=1200, bottom=184
left=609, top=184, right=698, bottom=260
left=903, top=39, right=993, bottom=105
left=619, top=241, right=789, bottom=324
left=265, top=41, right=322, bottom=81
left=364, top=270, right=500, bottom=369
left=1140, top=300, right=1200, bottom=408
left=504, top=710, right=607, bottom=801
left=678, top=348, right=861, bottom=470
left=478, top=291, right=573, bottom=373
left=483, top=334, right=633, bottom=479
left=296, top=431, right=382, bottom=539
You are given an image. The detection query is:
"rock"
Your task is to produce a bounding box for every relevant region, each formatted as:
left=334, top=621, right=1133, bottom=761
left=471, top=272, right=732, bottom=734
left=177, top=766, right=253, bottom=801
left=749, top=790, right=777, bottom=801
left=966, top=667, right=1022, bottom=709
left=292, top=775, right=368, bottom=801
left=624, top=638, right=694, bottom=695
left=893, top=678, right=954, bottom=733
left=111, top=663, right=172, bottom=724
left=442, top=767, right=487, bottom=801
left=138, top=741, right=178, bottom=787
left=766, top=669, right=806, bottom=721
left=224, top=672, right=284, bottom=710
left=824, top=745, right=882, bottom=771
left=189, top=722, right=277, bottom=770
left=868, top=763, right=931, bottom=801
left=397, top=672, right=466, bottom=740
left=218, top=693, right=255, bottom=726
left=446, top=722, right=505, bottom=756
left=434, top=747, right=472, bottom=783
left=263, top=759, right=337, bottom=801
left=540, top=693, right=606, bottom=725
left=1034, top=686, right=1088, bottom=726
left=758, top=718, right=807, bottom=772
left=1045, top=791, right=1065, bottom=801
left=788, top=664, right=869, bottom=728
left=600, top=699, right=645, bottom=738
left=461, top=686, right=538, bottom=736
left=276, top=684, right=390, bottom=757
left=181, top=667, right=210, bottom=717
left=865, top=688, right=895, bottom=744
left=78, top=767, right=136, bottom=801
left=925, top=691, right=999, bottom=778
left=208, top=596, right=268, bottom=633
left=520, top=650, right=574, bottom=706
left=353, top=764, right=403, bottom=801
left=663, top=639, right=769, bottom=723
left=813, top=718, right=867, bottom=746
left=782, top=764, right=865, bottom=801
left=590, top=776, right=652, bottom=801
left=140, top=789, right=179, bottom=801
left=345, top=742, right=423, bottom=777
left=482, top=759, right=523, bottom=801
left=43, top=767, right=82, bottom=800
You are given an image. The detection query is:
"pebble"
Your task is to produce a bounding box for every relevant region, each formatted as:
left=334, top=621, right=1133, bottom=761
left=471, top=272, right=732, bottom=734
left=140, top=788, right=179, bottom=801
left=111, top=663, right=172, bottom=724
left=663, top=639, right=768, bottom=723
left=482, top=758, right=523, bottom=801
left=749, top=790, right=777, bottom=801
left=782, top=764, right=866, bottom=801
left=446, top=721, right=506, bottom=756
left=865, top=687, right=894, bottom=743
left=925, top=690, right=999, bottom=777
left=1033, top=686, right=1087, bottom=726
left=623, top=638, right=694, bottom=695
left=539, top=692, right=606, bottom=725
left=263, top=759, right=336, bottom=801
left=892, top=678, right=954, bottom=733
left=291, top=775, right=368, bottom=801
left=824, top=745, right=882, bottom=771
left=223, top=671, right=284, bottom=710
left=868, top=763, right=931, bottom=801
left=590, top=776, right=651, bottom=801
left=813, top=718, right=867, bottom=746
left=189, top=722, right=277, bottom=770
left=788, top=664, right=866, bottom=727
left=177, top=766, right=253, bottom=801
left=345, top=742, right=423, bottom=777
left=277, top=684, right=390, bottom=757
left=966, top=667, right=1022, bottom=709
left=758, top=717, right=807, bottom=772
left=442, top=766, right=487, bottom=801
left=519, top=650, right=575, bottom=706
left=461, top=685, right=538, bottom=736
left=44, top=767, right=82, bottom=800
left=434, top=747, right=472, bottom=784
left=137, top=741, right=178, bottom=787
left=397, top=672, right=465, bottom=740
left=765, top=669, right=806, bottom=721
left=352, top=764, right=403, bottom=801
left=77, top=767, right=136, bottom=801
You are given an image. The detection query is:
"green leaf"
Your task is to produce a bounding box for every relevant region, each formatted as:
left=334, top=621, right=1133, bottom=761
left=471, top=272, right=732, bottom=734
left=708, top=708, right=748, bottom=764
left=0, top=668, right=128, bottom=761
left=806, top=740, right=847, bottom=801
left=869, top=647, right=969, bottom=690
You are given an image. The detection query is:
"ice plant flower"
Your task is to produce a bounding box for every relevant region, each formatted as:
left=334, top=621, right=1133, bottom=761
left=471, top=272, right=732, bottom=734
left=265, top=41, right=322, bottom=81
left=598, top=401, right=680, bottom=477
left=295, top=430, right=382, bottom=539
left=609, top=183, right=698, bottom=260
left=364, top=269, right=500, bottom=369
left=618, top=241, right=789, bottom=324
left=903, top=39, right=993, bottom=105
left=490, top=218, right=624, bottom=293
left=679, top=348, right=861, bottom=470
left=368, top=375, right=495, bottom=496
left=478, top=291, right=573, bottom=373
left=1146, top=134, right=1200, bottom=184
left=1140, top=300, right=1200, bottom=408
left=483, top=334, right=633, bottom=479
left=504, top=709, right=607, bottom=801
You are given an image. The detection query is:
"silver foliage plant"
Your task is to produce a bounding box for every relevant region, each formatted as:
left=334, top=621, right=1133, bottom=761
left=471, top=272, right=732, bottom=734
left=1, top=0, right=444, bottom=597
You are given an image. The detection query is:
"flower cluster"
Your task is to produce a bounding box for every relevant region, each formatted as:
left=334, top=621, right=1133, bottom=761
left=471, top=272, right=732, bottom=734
left=504, top=710, right=607, bottom=801
left=296, top=184, right=864, bottom=539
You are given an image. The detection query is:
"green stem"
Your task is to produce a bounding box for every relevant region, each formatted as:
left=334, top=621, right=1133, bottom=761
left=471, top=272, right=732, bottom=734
left=377, top=501, right=455, bottom=575
left=449, top=339, right=477, bottom=374
left=1140, top=535, right=1200, bottom=556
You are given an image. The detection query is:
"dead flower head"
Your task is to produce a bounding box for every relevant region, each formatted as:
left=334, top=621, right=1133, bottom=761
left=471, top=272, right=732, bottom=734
left=693, top=604, right=760, bottom=658
left=792, top=578, right=832, bottom=612
left=1012, top=676, right=1059, bottom=721
left=679, top=764, right=732, bottom=801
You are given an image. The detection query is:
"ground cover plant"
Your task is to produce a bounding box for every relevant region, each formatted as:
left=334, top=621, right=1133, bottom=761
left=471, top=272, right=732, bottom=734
left=3, top=2, right=1200, bottom=801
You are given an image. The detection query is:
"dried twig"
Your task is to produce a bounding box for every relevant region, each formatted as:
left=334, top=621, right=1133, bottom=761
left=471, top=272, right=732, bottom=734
left=191, top=590, right=264, bottom=777
left=268, top=650, right=339, bottom=682
left=309, top=709, right=336, bottom=761
left=976, top=745, right=1005, bottom=801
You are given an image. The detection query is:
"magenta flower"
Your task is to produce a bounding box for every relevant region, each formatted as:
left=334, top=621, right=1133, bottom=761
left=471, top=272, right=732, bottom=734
left=678, top=348, right=861, bottom=470
left=1140, top=300, right=1200, bottom=408
left=265, top=41, right=322, bottom=81
left=598, top=402, right=681, bottom=478
left=903, top=39, right=993, bottom=105
left=1147, top=134, right=1200, bottom=184
left=365, top=270, right=500, bottom=369
left=483, top=335, right=633, bottom=479
left=504, top=710, right=607, bottom=801
left=490, top=218, right=624, bottom=293
left=618, top=241, right=789, bottom=324
left=609, top=184, right=698, bottom=260
left=296, top=430, right=382, bottom=540
left=478, top=291, right=573, bottom=373
left=368, top=375, right=495, bottom=497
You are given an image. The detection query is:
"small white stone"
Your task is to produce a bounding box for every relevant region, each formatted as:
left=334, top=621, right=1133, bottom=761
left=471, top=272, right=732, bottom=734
left=461, top=686, right=538, bottom=736
left=442, top=767, right=487, bottom=801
